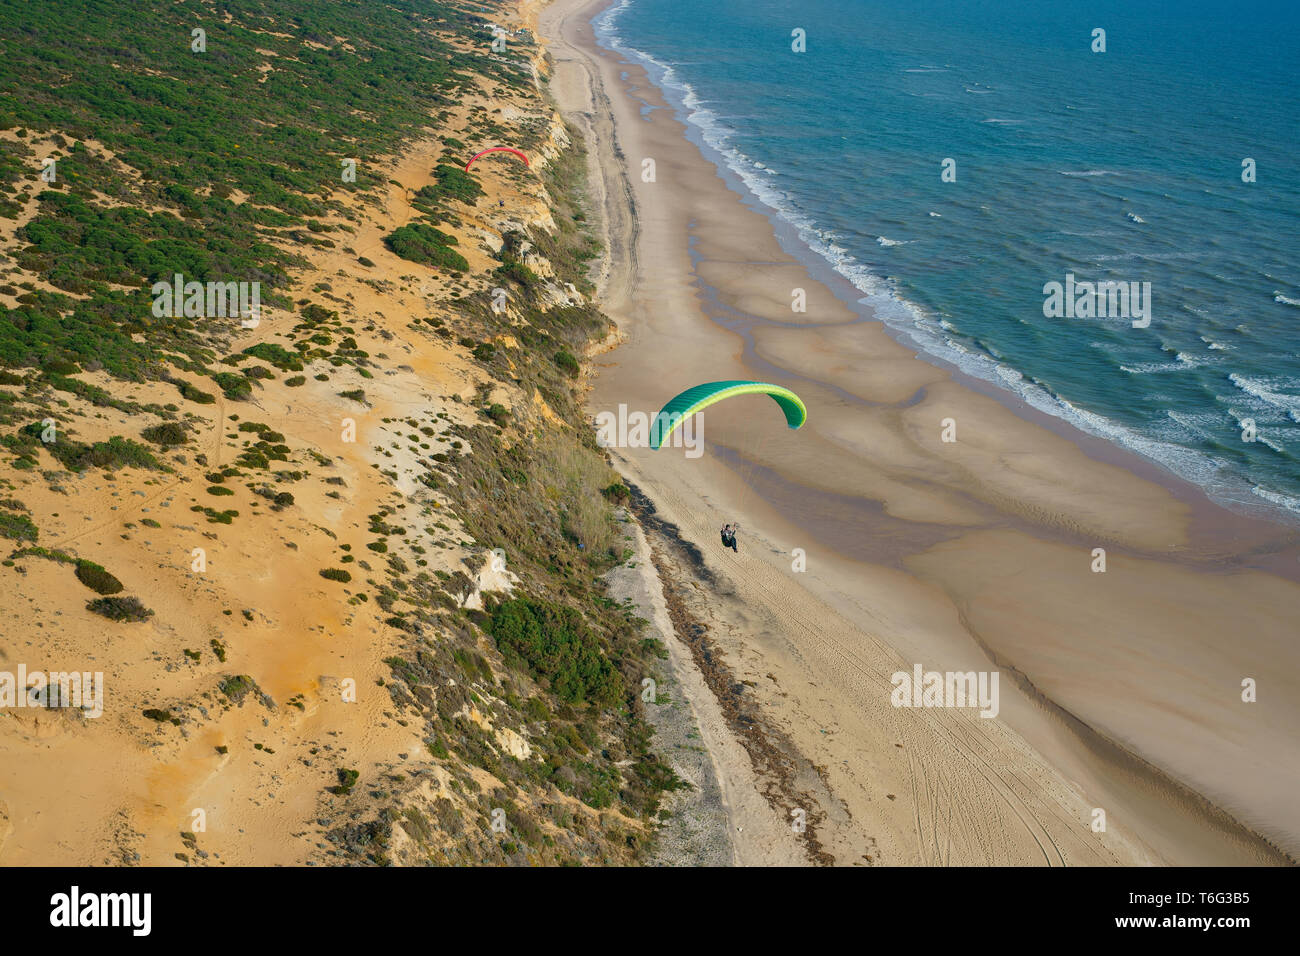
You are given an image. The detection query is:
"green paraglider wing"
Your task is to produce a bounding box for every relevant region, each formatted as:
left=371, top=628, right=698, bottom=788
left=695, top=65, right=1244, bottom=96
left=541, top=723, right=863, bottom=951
left=650, top=380, right=807, bottom=450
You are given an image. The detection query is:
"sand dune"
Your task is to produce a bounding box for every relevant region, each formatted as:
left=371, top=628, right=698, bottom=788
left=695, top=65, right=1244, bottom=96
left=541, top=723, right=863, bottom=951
left=0, top=50, right=600, bottom=864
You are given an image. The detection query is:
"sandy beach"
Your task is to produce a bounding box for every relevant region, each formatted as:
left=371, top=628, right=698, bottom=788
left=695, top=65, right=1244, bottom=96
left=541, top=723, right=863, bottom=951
left=538, top=0, right=1300, bottom=865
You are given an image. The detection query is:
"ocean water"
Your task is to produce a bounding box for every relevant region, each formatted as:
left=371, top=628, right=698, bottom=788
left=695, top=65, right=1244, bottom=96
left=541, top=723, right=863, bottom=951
left=595, top=0, right=1300, bottom=520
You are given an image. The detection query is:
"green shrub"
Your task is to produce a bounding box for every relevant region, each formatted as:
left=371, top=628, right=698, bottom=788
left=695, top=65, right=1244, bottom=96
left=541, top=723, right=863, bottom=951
left=42, top=358, right=79, bottom=375
left=141, top=422, right=187, bottom=446
left=242, top=343, right=303, bottom=372
left=383, top=223, right=469, bottom=271
left=218, top=674, right=256, bottom=703
left=46, top=374, right=136, bottom=411
left=86, top=436, right=161, bottom=470
left=320, top=568, right=351, bottom=583
left=177, top=381, right=216, bottom=405
left=494, top=259, right=538, bottom=288
left=237, top=422, right=285, bottom=441
left=601, top=482, right=630, bottom=505
left=554, top=350, right=580, bottom=377
left=0, top=510, right=38, bottom=541
left=87, top=595, right=154, bottom=622
left=488, top=598, right=622, bottom=706
left=432, top=163, right=483, bottom=203
left=15, top=428, right=164, bottom=473
left=213, top=372, right=252, bottom=400
left=75, top=560, right=123, bottom=595
left=427, top=738, right=450, bottom=760
left=328, top=768, right=360, bottom=795
left=410, top=163, right=483, bottom=211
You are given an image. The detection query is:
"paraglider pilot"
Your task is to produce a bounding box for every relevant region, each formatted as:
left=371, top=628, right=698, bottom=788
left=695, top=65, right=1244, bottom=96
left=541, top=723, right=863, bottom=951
left=720, top=524, right=739, bottom=553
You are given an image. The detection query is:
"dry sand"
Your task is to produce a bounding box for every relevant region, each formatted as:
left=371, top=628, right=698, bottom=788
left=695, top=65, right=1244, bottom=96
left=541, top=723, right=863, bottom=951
left=0, top=37, right=591, bottom=864
left=539, top=0, right=1300, bottom=865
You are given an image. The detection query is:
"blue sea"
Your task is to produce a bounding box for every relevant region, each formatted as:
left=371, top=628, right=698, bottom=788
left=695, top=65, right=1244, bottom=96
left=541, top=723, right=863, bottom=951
left=595, top=0, right=1300, bottom=520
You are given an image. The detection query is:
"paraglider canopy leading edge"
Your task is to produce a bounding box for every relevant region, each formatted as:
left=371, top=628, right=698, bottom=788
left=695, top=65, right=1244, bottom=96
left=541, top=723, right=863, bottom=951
left=464, top=146, right=530, bottom=171
left=649, top=380, right=807, bottom=450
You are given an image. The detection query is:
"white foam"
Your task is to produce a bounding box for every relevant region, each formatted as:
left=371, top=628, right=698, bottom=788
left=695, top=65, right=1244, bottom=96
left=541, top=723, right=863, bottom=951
left=1229, top=373, right=1300, bottom=423
left=1092, top=250, right=1203, bottom=262
left=1252, top=485, right=1300, bottom=514
left=1120, top=361, right=1187, bottom=374
left=1226, top=411, right=1287, bottom=453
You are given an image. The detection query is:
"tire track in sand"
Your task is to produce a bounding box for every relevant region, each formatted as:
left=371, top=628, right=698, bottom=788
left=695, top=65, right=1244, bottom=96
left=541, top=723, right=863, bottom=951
left=624, top=456, right=1112, bottom=866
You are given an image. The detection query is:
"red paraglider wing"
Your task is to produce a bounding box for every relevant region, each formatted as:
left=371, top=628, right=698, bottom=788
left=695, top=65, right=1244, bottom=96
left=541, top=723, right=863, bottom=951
left=464, top=147, right=530, bottom=172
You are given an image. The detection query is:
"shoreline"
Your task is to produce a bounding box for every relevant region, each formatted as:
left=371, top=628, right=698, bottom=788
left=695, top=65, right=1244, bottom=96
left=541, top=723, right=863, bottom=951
left=593, top=2, right=1300, bottom=536
left=594, top=6, right=1300, bottom=573
left=539, top=0, right=1298, bottom=864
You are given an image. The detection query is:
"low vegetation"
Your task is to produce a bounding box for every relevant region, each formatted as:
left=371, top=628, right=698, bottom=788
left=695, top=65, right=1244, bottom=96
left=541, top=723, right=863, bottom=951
left=488, top=597, right=622, bottom=706
left=384, top=223, right=469, bottom=272
left=86, top=596, right=154, bottom=622
left=74, top=560, right=123, bottom=595
left=0, top=0, right=679, bottom=866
